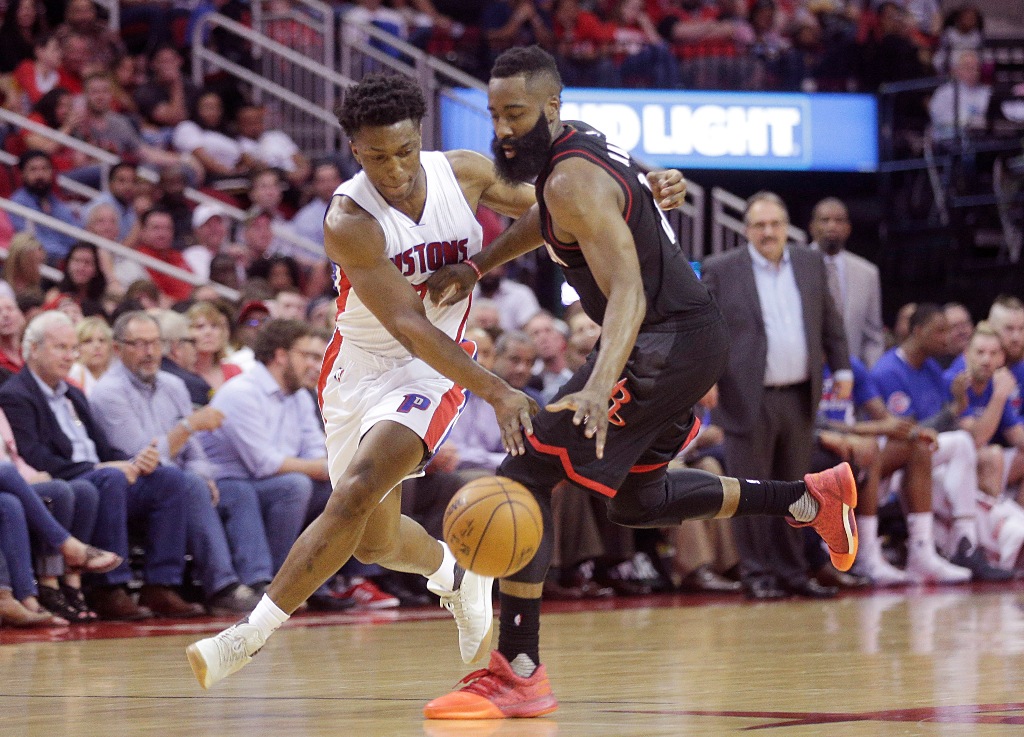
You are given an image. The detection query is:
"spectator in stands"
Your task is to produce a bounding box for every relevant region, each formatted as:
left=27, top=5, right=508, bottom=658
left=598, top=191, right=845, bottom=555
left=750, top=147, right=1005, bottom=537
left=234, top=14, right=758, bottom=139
left=84, top=162, right=139, bottom=243
left=466, top=296, right=503, bottom=338
left=306, top=294, right=335, bottom=332
left=809, top=197, right=884, bottom=366
left=209, top=253, right=243, bottom=291
left=54, top=0, right=126, bottom=70
left=607, top=0, right=679, bottom=88
left=74, top=73, right=185, bottom=177
left=941, top=301, right=974, bottom=368
left=248, top=255, right=302, bottom=296
left=870, top=303, right=1008, bottom=581
left=901, top=0, right=942, bottom=45
left=272, top=289, right=308, bottom=321
left=0, top=310, right=203, bottom=619
left=857, top=2, right=931, bottom=96
left=155, top=309, right=212, bottom=408
left=928, top=48, right=992, bottom=141
left=473, top=263, right=540, bottom=332
left=933, top=4, right=984, bottom=74
left=183, top=203, right=231, bottom=281
left=135, top=208, right=194, bottom=304
left=524, top=310, right=572, bottom=403
left=8, top=150, right=79, bottom=264
left=480, top=0, right=556, bottom=69
left=188, top=300, right=241, bottom=394
left=747, top=0, right=791, bottom=77
left=134, top=44, right=199, bottom=149
left=236, top=103, right=311, bottom=190
left=66, top=315, right=112, bottom=396
left=90, top=311, right=268, bottom=615
left=199, top=320, right=335, bottom=588
left=2, top=232, right=49, bottom=298
left=0, top=295, right=26, bottom=384
left=237, top=207, right=276, bottom=272
left=0, top=0, right=50, bottom=75
left=50, top=241, right=106, bottom=318
left=988, top=296, right=1024, bottom=390
left=83, top=202, right=140, bottom=294
left=12, top=32, right=75, bottom=111
left=151, top=164, right=194, bottom=251
left=246, top=170, right=310, bottom=262
left=655, top=0, right=755, bottom=90
left=172, top=88, right=254, bottom=186
left=56, top=31, right=95, bottom=94
left=291, top=162, right=343, bottom=248
left=551, top=0, right=616, bottom=88
left=225, top=300, right=271, bottom=371
left=20, top=87, right=81, bottom=173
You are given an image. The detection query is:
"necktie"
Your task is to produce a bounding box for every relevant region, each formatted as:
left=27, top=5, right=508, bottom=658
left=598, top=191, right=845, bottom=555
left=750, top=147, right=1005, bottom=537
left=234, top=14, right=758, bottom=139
left=825, top=257, right=843, bottom=309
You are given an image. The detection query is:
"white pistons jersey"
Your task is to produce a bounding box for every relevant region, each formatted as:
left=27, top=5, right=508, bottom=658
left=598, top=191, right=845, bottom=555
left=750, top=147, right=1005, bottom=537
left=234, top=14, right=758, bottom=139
left=330, top=151, right=482, bottom=359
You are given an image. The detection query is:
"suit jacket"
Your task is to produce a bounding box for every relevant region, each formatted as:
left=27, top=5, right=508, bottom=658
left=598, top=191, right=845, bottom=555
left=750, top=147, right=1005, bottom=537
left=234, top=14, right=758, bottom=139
left=0, top=367, right=129, bottom=480
left=811, top=243, right=884, bottom=367
left=702, top=244, right=850, bottom=436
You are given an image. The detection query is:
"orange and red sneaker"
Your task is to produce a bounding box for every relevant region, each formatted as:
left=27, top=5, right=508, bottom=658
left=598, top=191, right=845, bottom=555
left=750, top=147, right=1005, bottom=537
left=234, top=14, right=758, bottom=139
left=423, top=650, right=559, bottom=720
left=790, top=462, right=859, bottom=572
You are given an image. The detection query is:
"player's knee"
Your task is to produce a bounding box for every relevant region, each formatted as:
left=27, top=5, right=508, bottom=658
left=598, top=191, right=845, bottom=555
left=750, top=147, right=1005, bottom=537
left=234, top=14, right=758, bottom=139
left=978, top=444, right=1004, bottom=472
left=606, top=495, right=648, bottom=528
left=352, top=538, right=396, bottom=566
left=324, top=472, right=382, bottom=522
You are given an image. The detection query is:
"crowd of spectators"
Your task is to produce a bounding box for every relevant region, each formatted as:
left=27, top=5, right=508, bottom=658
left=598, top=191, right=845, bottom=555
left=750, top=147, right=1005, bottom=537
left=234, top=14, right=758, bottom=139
left=0, top=2, right=1021, bottom=627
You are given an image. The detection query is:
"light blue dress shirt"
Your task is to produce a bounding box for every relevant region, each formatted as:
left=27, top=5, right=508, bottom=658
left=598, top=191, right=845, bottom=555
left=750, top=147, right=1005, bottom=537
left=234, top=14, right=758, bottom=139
left=201, top=362, right=326, bottom=480
left=748, top=243, right=810, bottom=387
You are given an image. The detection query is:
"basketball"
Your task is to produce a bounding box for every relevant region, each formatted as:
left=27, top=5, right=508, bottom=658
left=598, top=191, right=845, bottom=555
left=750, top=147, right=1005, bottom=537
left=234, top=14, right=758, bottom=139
left=443, top=476, right=543, bottom=578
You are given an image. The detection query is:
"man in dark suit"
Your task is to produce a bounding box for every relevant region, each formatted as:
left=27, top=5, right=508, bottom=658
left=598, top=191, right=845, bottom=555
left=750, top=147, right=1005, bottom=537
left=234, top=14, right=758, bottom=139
left=0, top=311, right=203, bottom=620
left=703, top=191, right=853, bottom=599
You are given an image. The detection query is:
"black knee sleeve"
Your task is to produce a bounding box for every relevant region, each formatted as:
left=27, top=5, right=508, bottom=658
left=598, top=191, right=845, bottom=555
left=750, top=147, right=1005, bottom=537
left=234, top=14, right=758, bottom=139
left=607, top=467, right=725, bottom=528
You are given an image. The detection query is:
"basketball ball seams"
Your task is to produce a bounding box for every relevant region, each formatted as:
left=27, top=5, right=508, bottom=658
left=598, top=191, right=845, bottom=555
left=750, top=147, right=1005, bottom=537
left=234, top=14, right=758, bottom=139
left=467, top=502, right=507, bottom=574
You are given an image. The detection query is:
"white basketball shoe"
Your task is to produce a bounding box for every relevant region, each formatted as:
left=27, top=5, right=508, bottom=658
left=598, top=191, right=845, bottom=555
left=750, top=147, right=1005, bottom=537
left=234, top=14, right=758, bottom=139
left=905, top=543, right=972, bottom=584
left=427, top=564, right=494, bottom=665
left=186, top=621, right=266, bottom=689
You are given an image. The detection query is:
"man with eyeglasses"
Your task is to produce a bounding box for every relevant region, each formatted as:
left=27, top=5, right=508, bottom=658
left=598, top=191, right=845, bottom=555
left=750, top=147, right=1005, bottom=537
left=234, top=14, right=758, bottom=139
left=198, top=319, right=351, bottom=611
left=89, top=311, right=271, bottom=615
left=154, top=309, right=212, bottom=407
left=0, top=310, right=202, bottom=620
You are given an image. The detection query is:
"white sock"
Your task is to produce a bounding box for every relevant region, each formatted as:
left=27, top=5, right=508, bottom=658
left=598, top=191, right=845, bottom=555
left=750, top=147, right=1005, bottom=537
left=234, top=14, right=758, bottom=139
left=426, top=541, right=457, bottom=592
left=906, top=512, right=934, bottom=551
left=789, top=492, right=819, bottom=523
left=859, top=515, right=879, bottom=559
left=509, top=653, right=537, bottom=679
left=248, top=594, right=289, bottom=640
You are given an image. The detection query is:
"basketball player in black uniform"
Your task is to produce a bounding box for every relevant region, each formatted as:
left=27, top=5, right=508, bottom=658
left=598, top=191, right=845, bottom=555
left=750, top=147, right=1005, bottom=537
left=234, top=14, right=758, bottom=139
left=423, top=45, right=859, bottom=720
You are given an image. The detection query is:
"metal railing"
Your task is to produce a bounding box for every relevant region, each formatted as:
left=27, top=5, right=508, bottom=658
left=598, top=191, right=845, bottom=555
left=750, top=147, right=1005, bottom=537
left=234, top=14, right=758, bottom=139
left=95, top=0, right=119, bottom=32
left=710, top=187, right=807, bottom=256
left=193, top=12, right=349, bottom=157
left=0, top=108, right=116, bottom=191
left=0, top=199, right=240, bottom=302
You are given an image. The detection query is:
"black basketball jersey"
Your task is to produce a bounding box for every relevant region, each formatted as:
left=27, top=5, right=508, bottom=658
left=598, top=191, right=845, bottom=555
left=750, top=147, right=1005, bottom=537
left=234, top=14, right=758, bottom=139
left=535, top=121, right=714, bottom=329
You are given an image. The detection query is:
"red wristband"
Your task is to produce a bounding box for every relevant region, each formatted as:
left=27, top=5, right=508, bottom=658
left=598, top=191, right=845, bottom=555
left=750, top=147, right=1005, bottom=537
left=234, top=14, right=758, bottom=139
left=464, top=259, right=483, bottom=281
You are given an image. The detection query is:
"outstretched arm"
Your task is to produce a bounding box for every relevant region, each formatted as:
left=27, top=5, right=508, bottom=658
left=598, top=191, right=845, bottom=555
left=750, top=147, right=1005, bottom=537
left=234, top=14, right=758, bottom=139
left=541, top=158, right=647, bottom=459
left=325, top=197, right=538, bottom=453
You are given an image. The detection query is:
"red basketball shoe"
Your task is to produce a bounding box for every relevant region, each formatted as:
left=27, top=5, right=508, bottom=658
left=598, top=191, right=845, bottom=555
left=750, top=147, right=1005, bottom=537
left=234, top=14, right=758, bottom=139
left=423, top=650, right=559, bottom=720
left=790, top=462, right=859, bottom=572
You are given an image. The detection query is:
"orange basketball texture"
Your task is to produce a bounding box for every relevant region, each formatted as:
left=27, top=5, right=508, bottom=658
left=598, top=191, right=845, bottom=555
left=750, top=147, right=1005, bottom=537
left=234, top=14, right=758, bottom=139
left=443, top=476, right=543, bottom=578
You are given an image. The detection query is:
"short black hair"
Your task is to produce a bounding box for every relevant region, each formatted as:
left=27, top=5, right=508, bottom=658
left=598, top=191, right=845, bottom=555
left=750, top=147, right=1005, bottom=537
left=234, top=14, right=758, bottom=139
left=254, top=319, right=314, bottom=365
left=909, top=302, right=943, bottom=332
left=491, top=45, right=563, bottom=92
left=18, top=149, right=50, bottom=171
left=140, top=207, right=174, bottom=228
left=335, top=74, right=427, bottom=137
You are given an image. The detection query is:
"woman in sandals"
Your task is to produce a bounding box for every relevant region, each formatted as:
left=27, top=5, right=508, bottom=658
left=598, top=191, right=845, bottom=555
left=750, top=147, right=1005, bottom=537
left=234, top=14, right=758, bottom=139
left=0, top=408, right=121, bottom=623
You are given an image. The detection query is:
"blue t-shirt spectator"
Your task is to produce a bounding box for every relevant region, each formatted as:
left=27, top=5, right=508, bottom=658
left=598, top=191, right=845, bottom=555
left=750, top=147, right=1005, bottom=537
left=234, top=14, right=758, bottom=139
left=871, top=348, right=947, bottom=421
left=943, top=365, right=1023, bottom=446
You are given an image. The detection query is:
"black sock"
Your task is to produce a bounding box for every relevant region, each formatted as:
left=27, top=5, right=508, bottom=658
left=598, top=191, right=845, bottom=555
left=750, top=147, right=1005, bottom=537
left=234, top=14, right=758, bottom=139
left=497, top=592, right=541, bottom=667
left=735, top=479, right=807, bottom=517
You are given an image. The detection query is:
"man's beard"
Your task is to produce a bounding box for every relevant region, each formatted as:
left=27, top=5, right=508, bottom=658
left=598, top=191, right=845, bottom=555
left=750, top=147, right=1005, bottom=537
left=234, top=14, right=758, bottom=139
left=24, top=180, right=52, bottom=199
left=491, top=113, right=553, bottom=185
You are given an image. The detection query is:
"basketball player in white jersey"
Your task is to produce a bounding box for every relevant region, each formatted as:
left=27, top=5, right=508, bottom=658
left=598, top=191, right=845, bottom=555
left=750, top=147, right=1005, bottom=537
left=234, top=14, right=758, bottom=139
left=186, top=73, right=686, bottom=690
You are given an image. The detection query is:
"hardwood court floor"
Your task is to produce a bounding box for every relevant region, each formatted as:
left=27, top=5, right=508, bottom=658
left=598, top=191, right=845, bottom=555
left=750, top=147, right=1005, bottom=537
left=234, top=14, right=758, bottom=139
left=3, top=587, right=1024, bottom=736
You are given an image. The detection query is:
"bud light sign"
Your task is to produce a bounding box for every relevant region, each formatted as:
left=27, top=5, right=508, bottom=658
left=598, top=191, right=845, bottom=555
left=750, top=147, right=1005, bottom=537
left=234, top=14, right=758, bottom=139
left=441, top=88, right=877, bottom=172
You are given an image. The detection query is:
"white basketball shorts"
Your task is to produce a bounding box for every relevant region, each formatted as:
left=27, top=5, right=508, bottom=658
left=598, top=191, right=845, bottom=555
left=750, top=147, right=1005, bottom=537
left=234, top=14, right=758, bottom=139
left=318, top=334, right=470, bottom=487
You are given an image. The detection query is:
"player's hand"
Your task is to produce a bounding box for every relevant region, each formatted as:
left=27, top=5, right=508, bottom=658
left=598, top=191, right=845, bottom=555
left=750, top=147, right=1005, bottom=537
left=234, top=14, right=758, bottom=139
left=426, top=262, right=478, bottom=307
left=547, top=388, right=611, bottom=459
left=646, top=169, right=686, bottom=211
left=950, top=371, right=970, bottom=414
left=490, top=386, right=538, bottom=456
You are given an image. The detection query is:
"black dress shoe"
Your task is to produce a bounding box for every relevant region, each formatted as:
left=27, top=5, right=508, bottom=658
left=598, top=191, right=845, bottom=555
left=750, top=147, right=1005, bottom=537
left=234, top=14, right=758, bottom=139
left=783, top=578, right=838, bottom=599
left=678, top=564, right=743, bottom=594
left=742, top=576, right=786, bottom=601
left=949, top=537, right=1014, bottom=582
left=307, top=592, right=357, bottom=611
left=815, top=563, right=871, bottom=589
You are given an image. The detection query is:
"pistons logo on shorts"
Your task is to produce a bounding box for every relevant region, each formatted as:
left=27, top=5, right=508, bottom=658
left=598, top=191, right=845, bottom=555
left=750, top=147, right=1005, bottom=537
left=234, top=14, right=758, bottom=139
left=886, top=391, right=912, bottom=416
